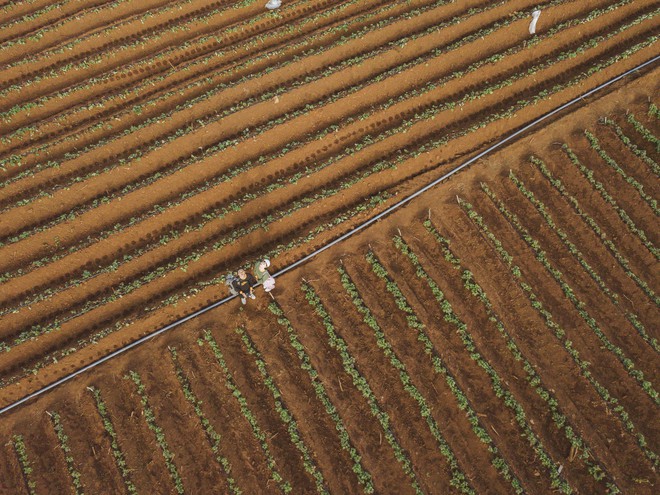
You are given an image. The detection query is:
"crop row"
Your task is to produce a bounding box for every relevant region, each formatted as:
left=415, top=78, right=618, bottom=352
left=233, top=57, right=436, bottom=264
left=202, top=330, right=292, bottom=493
left=0, top=0, right=641, bottom=276
left=339, top=261, right=476, bottom=494
left=364, top=250, right=571, bottom=493
left=584, top=130, right=659, bottom=215
left=561, top=145, right=659, bottom=259
left=238, top=316, right=378, bottom=493
left=270, top=299, right=425, bottom=495
left=531, top=156, right=660, bottom=307
left=0, top=191, right=390, bottom=386
left=0, top=0, right=642, bottom=258
left=458, top=198, right=659, bottom=468
left=0, top=0, right=411, bottom=147
left=0, top=144, right=398, bottom=349
left=627, top=112, right=659, bottom=151
left=11, top=434, right=37, bottom=495
left=601, top=116, right=660, bottom=177
left=481, top=183, right=659, bottom=404
left=3, top=11, right=656, bottom=354
left=168, top=348, right=242, bottom=495
left=126, top=370, right=185, bottom=494
left=508, top=169, right=659, bottom=353
left=0, top=0, right=136, bottom=52
left=422, top=221, right=619, bottom=491
left=234, top=326, right=329, bottom=494
left=649, top=103, right=659, bottom=120
left=0, top=0, right=517, bottom=221
left=88, top=386, right=138, bottom=495
left=50, top=411, right=84, bottom=495
left=0, top=0, right=252, bottom=90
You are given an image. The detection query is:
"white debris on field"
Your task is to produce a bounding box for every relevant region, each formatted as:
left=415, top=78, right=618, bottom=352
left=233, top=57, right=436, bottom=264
left=529, top=10, right=542, bottom=34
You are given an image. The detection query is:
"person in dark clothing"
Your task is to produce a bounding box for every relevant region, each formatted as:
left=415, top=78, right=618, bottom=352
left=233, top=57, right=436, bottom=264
left=232, top=269, right=257, bottom=305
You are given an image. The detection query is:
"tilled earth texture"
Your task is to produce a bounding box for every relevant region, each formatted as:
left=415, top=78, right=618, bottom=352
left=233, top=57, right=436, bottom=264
left=0, top=1, right=658, bottom=494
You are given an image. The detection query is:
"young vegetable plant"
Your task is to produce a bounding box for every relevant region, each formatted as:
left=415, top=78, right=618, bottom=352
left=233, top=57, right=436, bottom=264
left=458, top=198, right=659, bottom=468
left=88, top=386, right=138, bottom=495
left=270, top=300, right=425, bottom=495
left=202, top=330, right=292, bottom=494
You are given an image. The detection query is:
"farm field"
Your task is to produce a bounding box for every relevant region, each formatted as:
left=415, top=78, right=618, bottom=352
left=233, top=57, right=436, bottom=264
left=0, top=81, right=658, bottom=494
left=1, top=0, right=659, bottom=394
left=0, top=0, right=659, bottom=493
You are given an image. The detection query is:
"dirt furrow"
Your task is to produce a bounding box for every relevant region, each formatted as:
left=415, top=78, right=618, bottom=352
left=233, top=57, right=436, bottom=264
left=491, top=171, right=660, bottom=382
left=0, top=10, right=656, bottom=372
left=0, top=0, right=416, bottom=144
left=594, top=118, right=660, bottom=197
left=319, top=256, right=518, bottom=494
left=518, top=153, right=660, bottom=337
left=136, top=360, right=236, bottom=494
left=56, top=397, right=129, bottom=495
left=0, top=436, right=28, bottom=495
left=19, top=413, right=75, bottom=494
left=201, top=325, right=318, bottom=494
left=277, top=284, right=426, bottom=495
left=617, top=110, right=660, bottom=161
left=424, top=209, right=658, bottom=491
left=546, top=146, right=659, bottom=284
left=175, top=341, right=285, bottom=494
left=576, top=131, right=659, bottom=232
left=94, top=373, right=184, bottom=494
left=467, top=187, right=660, bottom=451
left=0, top=0, right=171, bottom=66
left=343, top=250, right=564, bottom=493
left=242, top=310, right=366, bottom=495
left=310, top=265, right=456, bottom=494
left=376, top=234, right=606, bottom=493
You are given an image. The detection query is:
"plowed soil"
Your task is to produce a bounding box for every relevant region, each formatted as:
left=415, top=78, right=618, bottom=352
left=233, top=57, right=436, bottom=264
left=0, top=1, right=658, bottom=493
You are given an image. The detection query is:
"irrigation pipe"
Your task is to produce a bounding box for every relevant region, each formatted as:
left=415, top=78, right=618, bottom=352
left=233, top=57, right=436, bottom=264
left=1, top=54, right=658, bottom=417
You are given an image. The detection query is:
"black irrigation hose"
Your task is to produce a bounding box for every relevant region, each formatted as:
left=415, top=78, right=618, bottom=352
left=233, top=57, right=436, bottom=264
left=0, top=53, right=657, bottom=417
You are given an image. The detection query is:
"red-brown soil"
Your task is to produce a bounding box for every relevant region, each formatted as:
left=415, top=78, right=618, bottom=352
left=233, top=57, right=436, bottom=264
left=0, top=0, right=658, bottom=493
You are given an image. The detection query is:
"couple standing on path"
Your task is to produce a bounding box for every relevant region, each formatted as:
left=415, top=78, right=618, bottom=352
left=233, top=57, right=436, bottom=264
left=228, top=259, right=276, bottom=305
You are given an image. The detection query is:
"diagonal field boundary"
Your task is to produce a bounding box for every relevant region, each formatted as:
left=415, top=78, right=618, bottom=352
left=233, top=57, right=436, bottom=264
left=1, top=53, right=658, bottom=417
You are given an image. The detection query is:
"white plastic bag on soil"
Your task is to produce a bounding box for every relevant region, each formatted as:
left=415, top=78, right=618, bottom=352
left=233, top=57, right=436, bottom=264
left=529, top=10, right=541, bottom=34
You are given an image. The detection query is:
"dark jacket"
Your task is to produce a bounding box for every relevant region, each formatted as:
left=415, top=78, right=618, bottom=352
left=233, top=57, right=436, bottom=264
left=232, top=274, right=257, bottom=296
